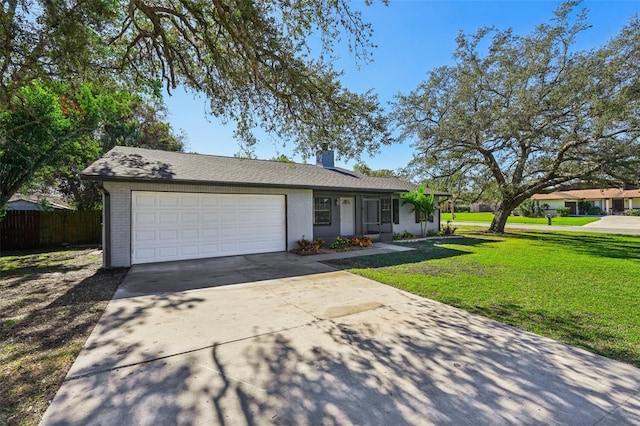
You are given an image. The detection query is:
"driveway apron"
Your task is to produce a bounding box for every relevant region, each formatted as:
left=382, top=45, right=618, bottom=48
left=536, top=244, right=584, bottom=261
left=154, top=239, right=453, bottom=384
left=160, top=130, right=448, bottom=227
left=40, top=252, right=640, bottom=425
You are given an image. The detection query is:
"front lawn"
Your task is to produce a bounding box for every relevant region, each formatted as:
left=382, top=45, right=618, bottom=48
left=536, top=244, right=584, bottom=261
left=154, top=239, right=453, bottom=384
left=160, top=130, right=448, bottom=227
left=326, top=231, right=640, bottom=367
left=0, top=249, right=127, bottom=426
left=441, top=212, right=601, bottom=226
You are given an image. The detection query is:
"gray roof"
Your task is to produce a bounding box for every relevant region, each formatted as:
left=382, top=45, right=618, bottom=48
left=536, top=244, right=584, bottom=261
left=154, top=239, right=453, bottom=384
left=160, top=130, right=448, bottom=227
left=82, top=147, right=446, bottom=194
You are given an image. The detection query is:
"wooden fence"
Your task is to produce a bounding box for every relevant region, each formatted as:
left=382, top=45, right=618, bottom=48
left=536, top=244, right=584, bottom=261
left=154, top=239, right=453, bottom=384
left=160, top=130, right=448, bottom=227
left=0, top=210, right=101, bottom=251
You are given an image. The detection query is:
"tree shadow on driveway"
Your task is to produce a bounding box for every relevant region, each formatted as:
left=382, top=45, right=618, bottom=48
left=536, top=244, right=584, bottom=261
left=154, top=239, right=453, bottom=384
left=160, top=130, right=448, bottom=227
left=42, top=291, right=640, bottom=425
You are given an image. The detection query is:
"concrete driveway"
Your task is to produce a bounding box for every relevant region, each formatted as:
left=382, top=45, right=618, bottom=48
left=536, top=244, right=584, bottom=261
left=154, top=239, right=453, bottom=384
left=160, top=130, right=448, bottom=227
left=41, top=253, right=640, bottom=425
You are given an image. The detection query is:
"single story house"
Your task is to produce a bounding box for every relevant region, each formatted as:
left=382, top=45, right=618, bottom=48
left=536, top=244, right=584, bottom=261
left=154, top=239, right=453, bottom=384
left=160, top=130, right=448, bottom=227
left=531, top=188, right=640, bottom=215
left=7, top=194, right=72, bottom=211
left=82, top=147, right=447, bottom=267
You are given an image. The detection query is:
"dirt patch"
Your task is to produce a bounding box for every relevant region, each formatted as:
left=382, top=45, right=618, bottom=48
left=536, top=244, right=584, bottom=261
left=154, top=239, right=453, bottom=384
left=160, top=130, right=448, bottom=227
left=0, top=248, right=127, bottom=426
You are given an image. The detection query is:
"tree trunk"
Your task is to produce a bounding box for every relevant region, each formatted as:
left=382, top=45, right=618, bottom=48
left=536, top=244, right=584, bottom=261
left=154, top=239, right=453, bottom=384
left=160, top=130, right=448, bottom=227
left=489, top=202, right=517, bottom=233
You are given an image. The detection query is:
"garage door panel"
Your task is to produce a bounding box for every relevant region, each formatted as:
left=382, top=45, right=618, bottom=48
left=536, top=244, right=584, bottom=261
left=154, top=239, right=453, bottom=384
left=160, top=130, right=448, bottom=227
left=181, top=196, right=199, bottom=208
left=202, top=212, right=219, bottom=223
left=135, top=230, right=156, bottom=241
left=158, top=199, right=177, bottom=209
left=159, top=229, right=179, bottom=240
left=201, top=228, right=218, bottom=238
left=159, top=212, right=179, bottom=223
left=132, top=191, right=285, bottom=264
left=181, top=229, right=199, bottom=239
left=135, top=212, right=156, bottom=224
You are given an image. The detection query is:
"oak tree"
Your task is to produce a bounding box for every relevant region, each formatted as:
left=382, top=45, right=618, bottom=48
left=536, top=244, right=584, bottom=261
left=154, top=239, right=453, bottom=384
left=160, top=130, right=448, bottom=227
left=393, top=2, right=640, bottom=233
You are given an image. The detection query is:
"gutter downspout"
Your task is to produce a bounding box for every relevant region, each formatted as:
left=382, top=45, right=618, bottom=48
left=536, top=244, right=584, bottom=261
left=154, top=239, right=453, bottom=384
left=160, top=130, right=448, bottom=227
left=99, top=183, right=111, bottom=269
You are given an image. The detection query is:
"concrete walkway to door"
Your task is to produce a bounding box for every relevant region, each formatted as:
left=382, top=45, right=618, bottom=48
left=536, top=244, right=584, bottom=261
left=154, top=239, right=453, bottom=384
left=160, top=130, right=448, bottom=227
left=41, top=252, right=640, bottom=425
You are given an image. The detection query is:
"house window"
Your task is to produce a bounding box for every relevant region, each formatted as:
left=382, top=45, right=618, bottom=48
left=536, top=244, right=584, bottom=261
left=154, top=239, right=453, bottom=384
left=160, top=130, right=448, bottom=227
left=314, top=197, right=331, bottom=225
left=415, top=211, right=434, bottom=223
left=381, top=198, right=392, bottom=224
left=392, top=199, right=400, bottom=225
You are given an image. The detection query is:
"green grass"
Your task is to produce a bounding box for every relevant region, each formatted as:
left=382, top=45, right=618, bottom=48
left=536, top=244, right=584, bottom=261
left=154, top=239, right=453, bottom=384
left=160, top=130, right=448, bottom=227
left=327, top=230, right=640, bottom=367
left=442, top=212, right=601, bottom=226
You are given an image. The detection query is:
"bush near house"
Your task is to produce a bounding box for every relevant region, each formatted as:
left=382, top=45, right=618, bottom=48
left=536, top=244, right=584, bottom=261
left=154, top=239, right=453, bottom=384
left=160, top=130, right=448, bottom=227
left=555, top=207, right=571, bottom=217
left=625, top=209, right=640, bottom=216
left=295, top=237, right=324, bottom=254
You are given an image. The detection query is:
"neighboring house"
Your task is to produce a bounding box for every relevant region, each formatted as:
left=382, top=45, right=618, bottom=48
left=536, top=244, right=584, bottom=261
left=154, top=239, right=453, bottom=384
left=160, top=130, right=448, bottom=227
left=7, top=194, right=72, bottom=211
left=82, top=147, right=447, bottom=267
left=531, top=188, right=640, bottom=215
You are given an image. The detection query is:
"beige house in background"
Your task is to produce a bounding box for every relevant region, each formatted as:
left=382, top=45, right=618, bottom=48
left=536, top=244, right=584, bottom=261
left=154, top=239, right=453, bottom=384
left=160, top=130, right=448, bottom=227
left=532, top=188, right=640, bottom=215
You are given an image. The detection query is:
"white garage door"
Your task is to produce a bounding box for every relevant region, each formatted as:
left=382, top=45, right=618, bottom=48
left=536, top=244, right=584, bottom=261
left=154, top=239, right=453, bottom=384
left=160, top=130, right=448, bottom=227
left=131, top=191, right=286, bottom=264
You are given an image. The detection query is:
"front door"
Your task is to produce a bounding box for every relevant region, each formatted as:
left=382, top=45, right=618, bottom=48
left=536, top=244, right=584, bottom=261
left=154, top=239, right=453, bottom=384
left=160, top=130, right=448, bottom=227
left=613, top=199, right=624, bottom=213
left=340, top=197, right=355, bottom=236
left=564, top=201, right=577, bottom=215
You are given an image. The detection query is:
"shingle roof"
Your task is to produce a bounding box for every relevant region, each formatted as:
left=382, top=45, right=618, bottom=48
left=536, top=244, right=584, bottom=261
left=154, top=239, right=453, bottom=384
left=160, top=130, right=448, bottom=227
left=532, top=188, right=640, bottom=200
left=82, top=147, right=447, bottom=194
left=8, top=193, right=72, bottom=210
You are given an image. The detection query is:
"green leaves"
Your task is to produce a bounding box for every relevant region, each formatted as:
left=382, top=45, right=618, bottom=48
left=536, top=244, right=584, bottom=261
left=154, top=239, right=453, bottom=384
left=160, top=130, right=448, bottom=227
left=400, top=184, right=436, bottom=237
left=393, top=1, right=640, bottom=232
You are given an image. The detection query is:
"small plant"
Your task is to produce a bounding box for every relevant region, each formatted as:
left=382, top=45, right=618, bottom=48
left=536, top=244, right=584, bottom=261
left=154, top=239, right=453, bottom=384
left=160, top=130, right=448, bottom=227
left=625, top=209, right=640, bottom=216
left=330, top=236, right=350, bottom=250
left=348, top=236, right=361, bottom=246
left=359, top=236, right=372, bottom=247
left=441, top=220, right=457, bottom=235
left=393, top=230, right=416, bottom=240
left=296, top=236, right=324, bottom=254
left=555, top=207, right=571, bottom=217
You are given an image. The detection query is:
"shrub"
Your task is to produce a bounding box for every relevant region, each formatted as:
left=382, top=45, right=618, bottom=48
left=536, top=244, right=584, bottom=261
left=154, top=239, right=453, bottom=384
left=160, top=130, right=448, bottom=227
left=348, top=236, right=360, bottom=246
left=519, top=199, right=544, bottom=217
left=588, top=206, right=602, bottom=215
left=393, top=230, right=416, bottom=240
left=441, top=220, right=457, bottom=235
left=330, top=236, right=350, bottom=250
left=296, top=237, right=324, bottom=254
left=625, top=209, right=640, bottom=216
left=578, top=200, right=592, bottom=215
left=555, top=207, right=571, bottom=217
left=454, top=206, right=470, bottom=213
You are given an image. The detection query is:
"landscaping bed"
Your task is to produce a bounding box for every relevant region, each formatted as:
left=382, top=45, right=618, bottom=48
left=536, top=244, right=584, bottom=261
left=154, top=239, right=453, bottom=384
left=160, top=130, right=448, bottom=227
left=0, top=248, right=127, bottom=426
left=326, top=230, right=640, bottom=367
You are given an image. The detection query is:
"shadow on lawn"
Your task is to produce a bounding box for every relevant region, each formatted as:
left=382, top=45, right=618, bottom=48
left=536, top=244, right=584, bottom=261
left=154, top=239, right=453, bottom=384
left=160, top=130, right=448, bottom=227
left=0, top=266, right=127, bottom=426
left=454, top=301, right=639, bottom=368
left=326, top=236, right=500, bottom=269
left=503, top=231, right=640, bottom=260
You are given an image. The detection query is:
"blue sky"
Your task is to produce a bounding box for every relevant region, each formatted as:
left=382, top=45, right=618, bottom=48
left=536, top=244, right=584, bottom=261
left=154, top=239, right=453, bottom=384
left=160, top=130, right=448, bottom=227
left=164, top=0, right=640, bottom=172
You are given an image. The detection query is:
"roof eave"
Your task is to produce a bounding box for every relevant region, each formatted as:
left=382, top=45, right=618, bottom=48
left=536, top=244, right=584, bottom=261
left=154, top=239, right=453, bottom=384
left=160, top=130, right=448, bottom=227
left=81, top=174, right=419, bottom=193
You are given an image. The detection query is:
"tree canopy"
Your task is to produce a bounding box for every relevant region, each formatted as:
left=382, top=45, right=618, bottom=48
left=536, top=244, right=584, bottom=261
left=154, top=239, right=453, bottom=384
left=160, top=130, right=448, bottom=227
left=353, top=163, right=396, bottom=177
left=1, top=0, right=390, bottom=159
left=393, top=1, right=640, bottom=233
left=0, top=83, right=107, bottom=211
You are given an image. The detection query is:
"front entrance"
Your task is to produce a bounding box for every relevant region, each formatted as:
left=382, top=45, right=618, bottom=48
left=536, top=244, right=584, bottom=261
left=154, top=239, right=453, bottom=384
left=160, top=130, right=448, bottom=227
left=339, top=197, right=355, bottom=235
left=613, top=199, right=624, bottom=213
left=564, top=201, right=577, bottom=215
left=363, top=198, right=381, bottom=236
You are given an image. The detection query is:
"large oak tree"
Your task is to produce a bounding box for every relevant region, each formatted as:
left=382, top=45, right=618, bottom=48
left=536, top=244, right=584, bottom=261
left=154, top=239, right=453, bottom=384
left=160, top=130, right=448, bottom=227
left=1, top=0, right=389, bottom=156
left=393, top=1, right=640, bottom=233
left=1, top=0, right=390, bottom=211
